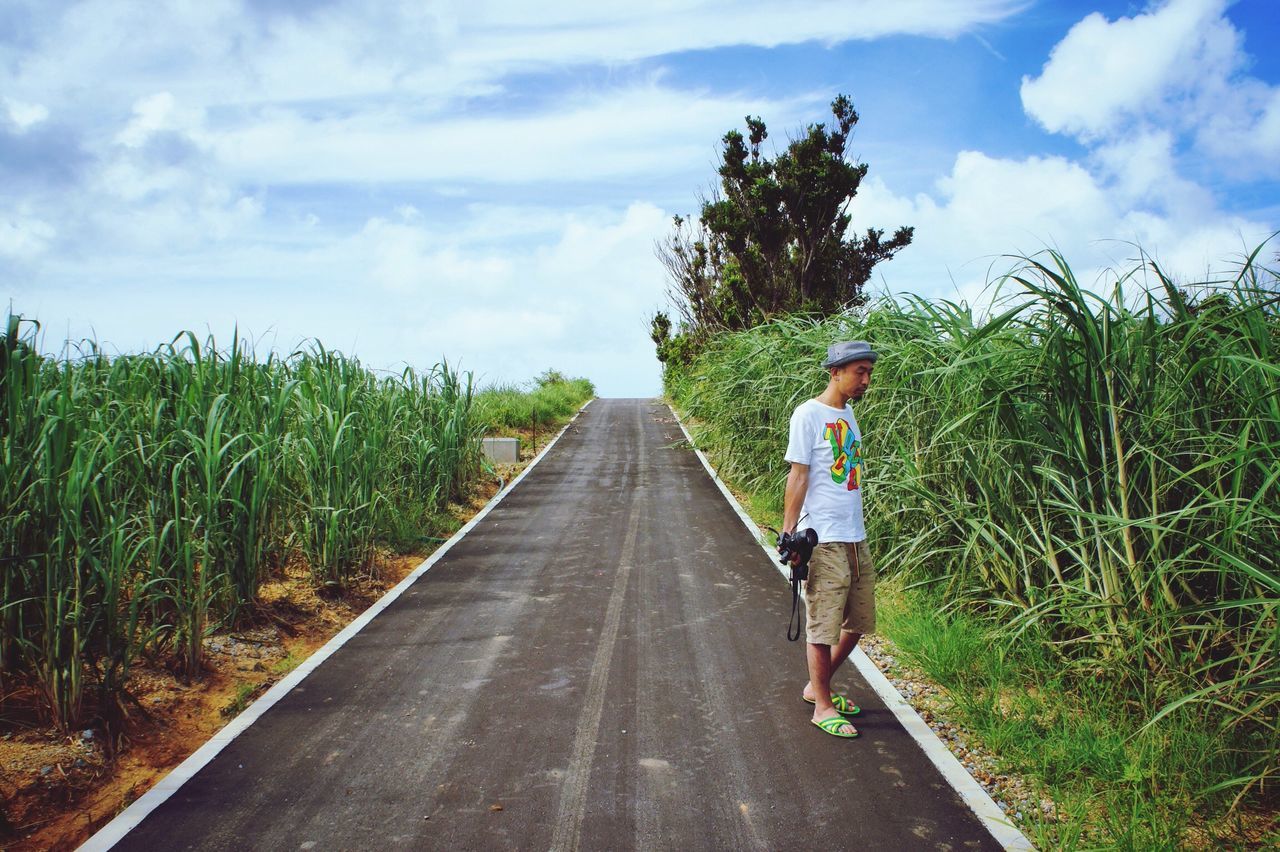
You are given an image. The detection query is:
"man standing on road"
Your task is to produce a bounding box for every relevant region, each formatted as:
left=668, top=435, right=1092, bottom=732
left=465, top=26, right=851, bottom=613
left=782, top=340, right=878, bottom=738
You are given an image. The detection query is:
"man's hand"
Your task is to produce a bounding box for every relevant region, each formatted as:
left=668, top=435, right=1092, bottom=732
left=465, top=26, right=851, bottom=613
left=776, top=530, right=802, bottom=566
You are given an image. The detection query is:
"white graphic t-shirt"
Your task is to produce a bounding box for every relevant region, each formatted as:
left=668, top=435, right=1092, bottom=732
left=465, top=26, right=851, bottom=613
left=784, top=398, right=866, bottom=543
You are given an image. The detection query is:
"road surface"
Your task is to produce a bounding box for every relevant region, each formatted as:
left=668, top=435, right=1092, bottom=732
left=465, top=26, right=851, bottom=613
left=107, top=399, right=1004, bottom=852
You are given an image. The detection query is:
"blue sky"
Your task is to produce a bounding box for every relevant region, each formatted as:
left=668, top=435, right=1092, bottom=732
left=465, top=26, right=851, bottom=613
left=4, top=0, right=1278, bottom=396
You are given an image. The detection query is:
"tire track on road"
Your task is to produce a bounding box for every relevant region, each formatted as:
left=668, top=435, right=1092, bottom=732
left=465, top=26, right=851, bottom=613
left=549, top=403, right=645, bottom=852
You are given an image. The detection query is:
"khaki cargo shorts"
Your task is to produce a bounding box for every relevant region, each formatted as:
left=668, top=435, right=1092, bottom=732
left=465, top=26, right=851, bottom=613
left=805, top=540, right=876, bottom=645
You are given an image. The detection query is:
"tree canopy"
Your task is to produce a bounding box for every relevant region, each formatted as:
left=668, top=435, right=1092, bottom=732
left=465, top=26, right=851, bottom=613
left=652, top=95, right=913, bottom=361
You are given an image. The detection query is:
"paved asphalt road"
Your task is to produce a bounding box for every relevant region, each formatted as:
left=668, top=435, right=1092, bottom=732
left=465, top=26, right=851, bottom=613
left=112, top=399, right=1003, bottom=852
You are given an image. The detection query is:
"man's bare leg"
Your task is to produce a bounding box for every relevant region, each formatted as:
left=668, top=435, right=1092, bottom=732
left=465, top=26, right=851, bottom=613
left=806, top=641, right=856, bottom=734
left=831, top=629, right=861, bottom=670
left=803, top=630, right=861, bottom=703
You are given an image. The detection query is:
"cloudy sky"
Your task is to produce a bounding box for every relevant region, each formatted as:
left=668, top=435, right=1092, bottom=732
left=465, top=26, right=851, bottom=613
left=4, top=0, right=1278, bottom=396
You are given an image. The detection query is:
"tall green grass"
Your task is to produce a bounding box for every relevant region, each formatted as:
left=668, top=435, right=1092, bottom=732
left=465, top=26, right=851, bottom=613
left=0, top=320, right=486, bottom=729
left=667, top=246, right=1279, bottom=835
left=474, top=369, right=595, bottom=433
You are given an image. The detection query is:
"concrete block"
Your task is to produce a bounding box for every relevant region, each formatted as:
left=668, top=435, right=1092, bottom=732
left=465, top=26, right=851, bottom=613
left=482, top=436, right=520, bottom=464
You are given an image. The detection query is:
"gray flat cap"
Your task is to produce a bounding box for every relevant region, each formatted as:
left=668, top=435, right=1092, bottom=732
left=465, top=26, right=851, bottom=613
left=822, top=340, right=878, bottom=368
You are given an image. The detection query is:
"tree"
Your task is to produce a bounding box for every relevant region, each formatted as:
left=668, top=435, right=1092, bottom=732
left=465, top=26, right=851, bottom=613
left=655, top=95, right=913, bottom=341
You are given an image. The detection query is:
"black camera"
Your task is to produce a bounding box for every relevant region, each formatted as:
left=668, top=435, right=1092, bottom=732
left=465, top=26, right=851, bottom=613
left=777, top=528, right=818, bottom=581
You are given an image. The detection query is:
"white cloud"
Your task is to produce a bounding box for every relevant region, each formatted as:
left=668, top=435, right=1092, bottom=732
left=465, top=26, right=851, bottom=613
left=6, top=0, right=1025, bottom=116
left=1090, top=130, right=1214, bottom=214
left=347, top=216, right=517, bottom=296
left=1020, top=0, right=1236, bottom=139
left=350, top=201, right=672, bottom=393
left=85, top=159, right=263, bottom=249
left=1198, top=82, right=1280, bottom=177
left=433, top=308, right=569, bottom=350
left=0, top=210, right=55, bottom=260
left=206, top=84, right=802, bottom=185
left=115, top=92, right=204, bottom=148
left=17, top=200, right=672, bottom=395
left=455, top=0, right=1027, bottom=67
left=3, top=97, right=49, bottom=131
left=1020, top=0, right=1280, bottom=177
left=852, top=149, right=1273, bottom=306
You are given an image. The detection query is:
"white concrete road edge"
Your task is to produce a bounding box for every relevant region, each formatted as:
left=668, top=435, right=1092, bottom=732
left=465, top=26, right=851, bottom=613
left=671, top=407, right=1035, bottom=852
left=79, top=400, right=594, bottom=852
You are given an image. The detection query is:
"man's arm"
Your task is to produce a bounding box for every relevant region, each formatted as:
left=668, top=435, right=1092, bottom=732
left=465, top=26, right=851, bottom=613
left=782, top=462, right=809, bottom=534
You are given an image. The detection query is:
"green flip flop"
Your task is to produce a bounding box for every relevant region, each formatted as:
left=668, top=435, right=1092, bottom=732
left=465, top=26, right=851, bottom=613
left=811, top=715, right=859, bottom=738
left=803, top=692, right=861, bottom=716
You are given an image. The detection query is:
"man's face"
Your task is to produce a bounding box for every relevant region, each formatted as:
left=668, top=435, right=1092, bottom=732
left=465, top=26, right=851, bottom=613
left=833, top=360, right=874, bottom=401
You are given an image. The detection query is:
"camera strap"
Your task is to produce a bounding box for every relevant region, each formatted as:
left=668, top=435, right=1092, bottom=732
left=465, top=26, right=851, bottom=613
left=787, top=572, right=804, bottom=642
left=765, top=523, right=808, bottom=642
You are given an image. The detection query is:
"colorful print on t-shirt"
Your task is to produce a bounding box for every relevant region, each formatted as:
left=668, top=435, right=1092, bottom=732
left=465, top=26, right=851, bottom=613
left=824, top=419, right=862, bottom=491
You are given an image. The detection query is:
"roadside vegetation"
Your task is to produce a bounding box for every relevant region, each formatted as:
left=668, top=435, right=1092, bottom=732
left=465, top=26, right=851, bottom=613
left=475, top=369, right=596, bottom=434
left=663, top=248, right=1279, bottom=847
left=0, top=316, right=592, bottom=737
left=652, top=94, right=1276, bottom=846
